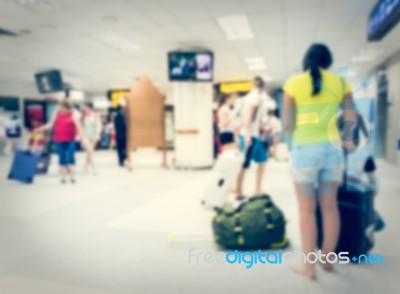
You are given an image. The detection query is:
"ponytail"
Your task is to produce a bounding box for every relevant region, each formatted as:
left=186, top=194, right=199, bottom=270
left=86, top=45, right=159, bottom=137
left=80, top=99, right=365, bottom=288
left=310, top=66, right=321, bottom=96
left=303, top=43, right=333, bottom=96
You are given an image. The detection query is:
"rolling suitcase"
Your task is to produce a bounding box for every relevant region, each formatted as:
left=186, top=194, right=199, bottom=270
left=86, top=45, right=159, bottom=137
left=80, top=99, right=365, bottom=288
left=317, top=153, right=374, bottom=259
left=8, top=150, right=42, bottom=184
left=35, top=141, right=52, bottom=174
left=275, top=142, right=290, bottom=161
left=202, top=149, right=244, bottom=209
left=36, top=152, right=51, bottom=174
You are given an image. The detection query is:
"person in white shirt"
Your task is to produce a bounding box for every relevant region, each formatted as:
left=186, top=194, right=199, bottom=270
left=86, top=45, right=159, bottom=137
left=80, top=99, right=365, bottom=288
left=82, top=102, right=102, bottom=174
left=217, top=93, right=236, bottom=150
left=236, top=77, right=269, bottom=198
left=261, top=109, right=282, bottom=158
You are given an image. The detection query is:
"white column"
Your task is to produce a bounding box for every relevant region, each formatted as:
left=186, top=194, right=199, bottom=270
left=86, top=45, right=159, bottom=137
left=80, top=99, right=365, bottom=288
left=173, top=82, right=213, bottom=168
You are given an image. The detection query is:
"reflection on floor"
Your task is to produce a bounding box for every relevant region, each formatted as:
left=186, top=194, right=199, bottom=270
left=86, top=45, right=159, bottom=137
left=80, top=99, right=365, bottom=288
left=0, top=149, right=399, bottom=294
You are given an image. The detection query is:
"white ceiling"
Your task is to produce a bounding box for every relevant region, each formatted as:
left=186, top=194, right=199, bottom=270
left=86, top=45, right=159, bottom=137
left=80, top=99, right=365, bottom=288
left=0, top=0, right=400, bottom=94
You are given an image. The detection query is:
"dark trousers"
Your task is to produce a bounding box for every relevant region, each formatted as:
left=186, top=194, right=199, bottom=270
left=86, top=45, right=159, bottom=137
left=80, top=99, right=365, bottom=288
left=116, top=137, right=127, bottom=167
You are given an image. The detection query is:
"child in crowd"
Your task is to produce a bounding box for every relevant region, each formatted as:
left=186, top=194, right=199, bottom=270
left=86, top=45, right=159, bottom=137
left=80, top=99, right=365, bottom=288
left=260, top=109, right=282, bottom=159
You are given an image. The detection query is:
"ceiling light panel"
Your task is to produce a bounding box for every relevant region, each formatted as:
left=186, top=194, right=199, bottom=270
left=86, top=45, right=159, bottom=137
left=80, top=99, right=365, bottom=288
left=217, top=15, right=254, bottom=40
left=16, top=0, right=62, bottom=11
left=92, top=32, right=140, bottom=52
left=244, top=57, right=265, bottom=64
left=351, top=49, right=381, bottom=63
left=248, top=63, right=267, bottom=70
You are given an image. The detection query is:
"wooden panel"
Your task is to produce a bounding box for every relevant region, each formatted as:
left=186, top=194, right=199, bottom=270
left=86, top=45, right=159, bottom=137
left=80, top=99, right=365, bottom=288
left=125, top=77, right=165, bottom=148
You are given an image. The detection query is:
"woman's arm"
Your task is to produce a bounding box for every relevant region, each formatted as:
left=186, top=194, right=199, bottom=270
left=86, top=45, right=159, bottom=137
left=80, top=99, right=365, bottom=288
left=217, top=108, right=230, bottom=129
left=72, top=113, right=86, bottom=141
left=283, top=93, right=296, bottom=139
left=243, top=104, right=255, bottom=146
left=96, top=114, right=102, bottom=141
left=34, top=113, right=56, bottom=133
left=341, top=93, right=357, bottom=152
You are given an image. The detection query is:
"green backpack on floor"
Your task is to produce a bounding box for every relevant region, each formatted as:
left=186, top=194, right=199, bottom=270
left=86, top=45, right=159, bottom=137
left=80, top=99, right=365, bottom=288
left=212, top=195, right=289, bottom=250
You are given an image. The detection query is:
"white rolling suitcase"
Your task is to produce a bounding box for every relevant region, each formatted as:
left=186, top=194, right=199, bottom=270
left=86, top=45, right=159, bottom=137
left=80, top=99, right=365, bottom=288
left=275, top=143, right=290, bottom=161
left=202, top=149, right=244, bottom=210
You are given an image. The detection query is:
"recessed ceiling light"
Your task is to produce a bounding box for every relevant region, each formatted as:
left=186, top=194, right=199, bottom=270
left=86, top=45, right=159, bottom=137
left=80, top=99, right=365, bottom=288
left=351, top=49, right=381, bottom=63
left=217, top=15, right=254, bottom=40
left=245, top=57, right=265, bottom=64
left=248, top=63, right=267, bottom=70
left=92, top=32, right=140, bottom=52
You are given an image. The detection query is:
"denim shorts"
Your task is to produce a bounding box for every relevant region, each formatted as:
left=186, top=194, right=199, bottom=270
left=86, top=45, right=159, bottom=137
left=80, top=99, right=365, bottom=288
left=55, top=141, right=76, bottom=166
left=239, top=136, right=268, bottom=169
left=291, top=142, right=344, bottom=184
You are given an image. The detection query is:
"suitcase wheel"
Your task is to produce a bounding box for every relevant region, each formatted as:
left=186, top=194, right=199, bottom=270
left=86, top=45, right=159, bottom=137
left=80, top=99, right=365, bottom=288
left=8, top=173, right=13, bottom=179
left=27, top=177, right=33, bottom=184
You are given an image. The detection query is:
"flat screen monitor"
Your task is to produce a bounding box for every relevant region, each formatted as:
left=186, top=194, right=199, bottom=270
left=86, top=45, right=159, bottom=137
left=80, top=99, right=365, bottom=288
left=23, top=99, right=47, bottom=129
left=35, top=70, right=64, bottom=94
left=168, top=51, right=213, bottom=82
left=5, top=113, right=21, bottom=138
left=0, top=96, right=19, bottom=111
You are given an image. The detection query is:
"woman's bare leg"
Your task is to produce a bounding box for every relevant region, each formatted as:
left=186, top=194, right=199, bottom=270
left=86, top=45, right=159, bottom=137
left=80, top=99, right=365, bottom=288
left=88, top=147, right=96, bottom=173
left=292, top=182, right=317, bottom=279
left=319, top=182, right=340, bottom=271
left=59, top=166, right=67, bottom=182
left=272, top=135, right=280, bottom=159
left=68, top=165, right=76, bottom=182
left=255, top=163, right=266, bottom=195
left=236, top=169, right=245, bottom=198
left=84, top=150, right=90, bottom=172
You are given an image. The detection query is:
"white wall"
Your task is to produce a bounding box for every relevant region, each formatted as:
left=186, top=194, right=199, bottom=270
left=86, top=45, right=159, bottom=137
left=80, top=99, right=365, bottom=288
left=0, top=81, right=42, bottom=151
left=0, top=80, right=41, bottom=100
left=385, top=62, right=400, bottom=165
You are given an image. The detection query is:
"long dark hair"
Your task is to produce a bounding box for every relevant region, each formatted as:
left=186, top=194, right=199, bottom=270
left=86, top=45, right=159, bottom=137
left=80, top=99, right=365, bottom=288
left=218, top=93, right=234, bottom=107
left=303, top=43, right=333, bottom=96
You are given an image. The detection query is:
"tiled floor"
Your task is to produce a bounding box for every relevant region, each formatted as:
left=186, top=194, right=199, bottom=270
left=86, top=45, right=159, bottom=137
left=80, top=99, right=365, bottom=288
left=0, top=149, right=399, bottom=294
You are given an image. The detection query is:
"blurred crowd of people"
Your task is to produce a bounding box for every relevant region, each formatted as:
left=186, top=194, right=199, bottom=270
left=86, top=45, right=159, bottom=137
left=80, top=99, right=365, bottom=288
left=1, top=41, right=385, bottom=281
left=27, top=98, right=130, bottom=183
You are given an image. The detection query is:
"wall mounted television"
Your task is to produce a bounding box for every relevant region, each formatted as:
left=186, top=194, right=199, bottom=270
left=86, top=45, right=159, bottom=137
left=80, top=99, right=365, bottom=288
left=0, top=96, right=19, bottom=111
left=368, top=0, right=400, bottom=41
left=35, top=70, right=64, bottom=94
left=168, top=51, right=213, bottom=82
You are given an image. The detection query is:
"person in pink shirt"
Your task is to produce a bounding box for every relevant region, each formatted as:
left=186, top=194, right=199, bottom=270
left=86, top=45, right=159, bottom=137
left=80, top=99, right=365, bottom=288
left=34, top=98, right=86, bottom=183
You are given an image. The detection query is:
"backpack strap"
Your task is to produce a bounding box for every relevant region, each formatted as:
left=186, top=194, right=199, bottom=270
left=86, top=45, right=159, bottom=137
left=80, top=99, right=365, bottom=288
left=264, top=198, right=275, bottom=230
left=251, top=93, right=263, bottom=122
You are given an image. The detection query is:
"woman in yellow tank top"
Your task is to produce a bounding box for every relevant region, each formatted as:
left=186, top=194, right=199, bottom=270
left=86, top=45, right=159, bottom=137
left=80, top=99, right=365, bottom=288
left=283, top=44, right=356, bottom=279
